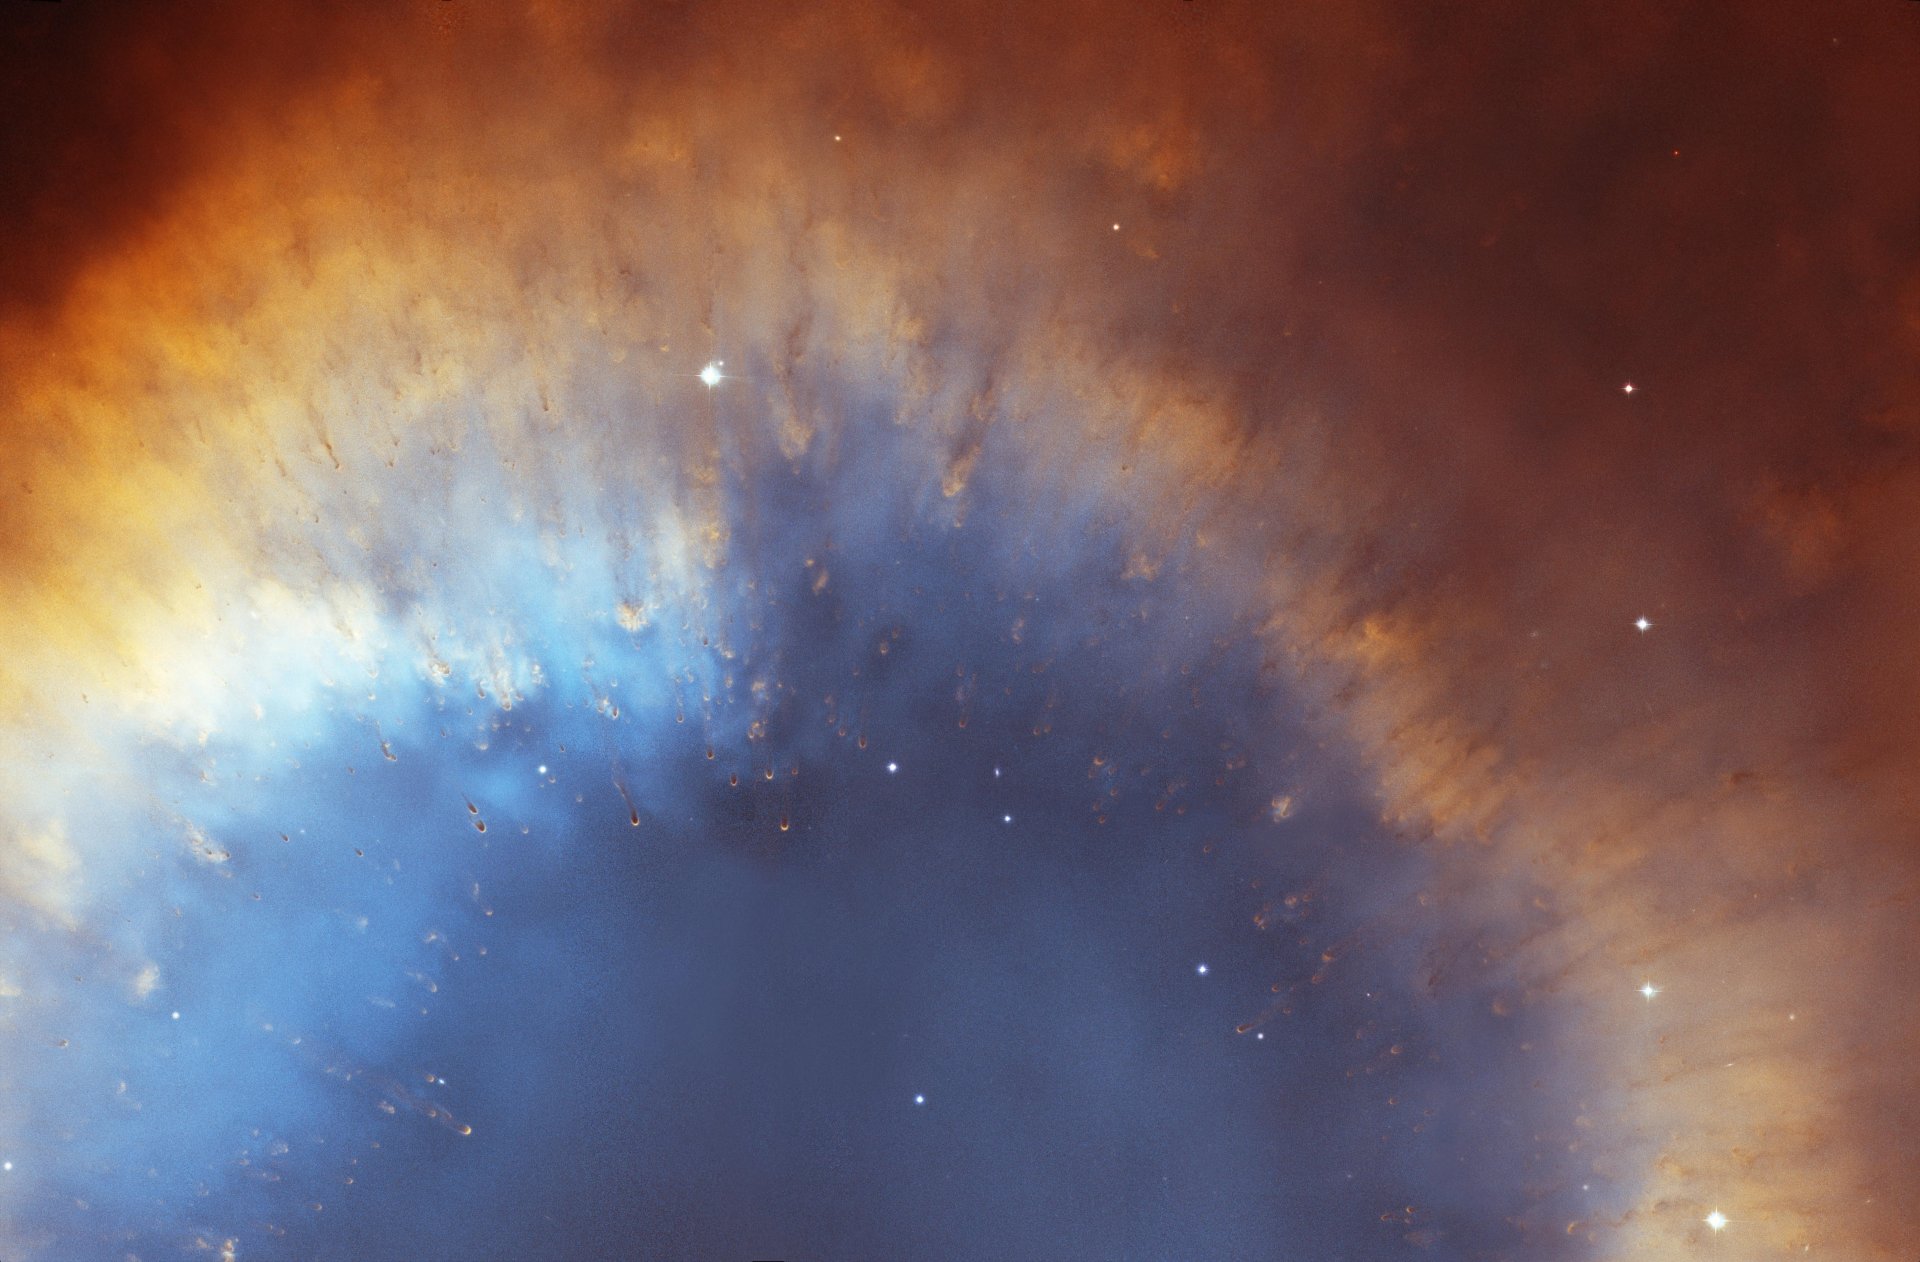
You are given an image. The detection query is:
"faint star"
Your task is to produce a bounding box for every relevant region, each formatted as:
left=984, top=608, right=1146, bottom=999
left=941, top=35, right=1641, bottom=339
left=699, top=362, right=724, bottom=388
left=1705, top=1210, right=1728, bottom=1232
left=1634, top=616, right=1653, bottom=633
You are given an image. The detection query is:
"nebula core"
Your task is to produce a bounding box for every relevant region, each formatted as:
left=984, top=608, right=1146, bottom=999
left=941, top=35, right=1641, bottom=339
left=2, top=3, right=1918, bottom=1259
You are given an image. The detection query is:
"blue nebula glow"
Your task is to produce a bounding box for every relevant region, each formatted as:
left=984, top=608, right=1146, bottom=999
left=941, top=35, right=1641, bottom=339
left=0, top=404, right=1602, bottom=1259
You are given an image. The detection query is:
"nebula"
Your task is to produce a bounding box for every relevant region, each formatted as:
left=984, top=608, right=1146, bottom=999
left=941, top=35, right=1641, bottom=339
left=1, top=2, right=1917, bottom=1259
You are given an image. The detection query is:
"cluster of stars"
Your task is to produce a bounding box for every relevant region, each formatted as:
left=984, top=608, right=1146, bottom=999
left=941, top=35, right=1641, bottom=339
left=1624, top=600, right=1738, bottom=1237
left=696, top=571, right=1714, bottom=1238
left=1636, top=979, right=1735, bottom=1233
left=483, top=504, right=1715, bottom=1245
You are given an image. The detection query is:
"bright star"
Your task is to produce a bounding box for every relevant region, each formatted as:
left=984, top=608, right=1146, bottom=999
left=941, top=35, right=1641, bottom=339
left=1640, top=982, right=1659, bottom=1001
left=537, top=764, right=548, bottom=776
left=1705, top=1210, right=1728, bottom=1232
left=913, top=1094, right=925, bottom=1106
left=886, top=762, right=898, bottom=774
left=171, top=1011, right=180, bottom=1020
left=699, top=362, right=724, bottom=388
left=1002, top=813, right=1012, bottom=824
left=1634, top=617, right=1653, bottom=633
left=1622, top=381, right=1636, bottom=394
left=1195, top=963, right=1209, bottom=976
left=3, top=1161, right=11, bottom=1172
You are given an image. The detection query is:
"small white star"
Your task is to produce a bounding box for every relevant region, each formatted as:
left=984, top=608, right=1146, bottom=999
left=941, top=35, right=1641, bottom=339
left=3, top=1161, right=12, bottom=1172
left=913, top=1094, right=925, bottom=1106
left=886, top=762, right=898, bottom=774
left=1255, top=1032, right=1264, bottom=1040
left=1112, top=223, right=1121, bottom=231
left=1195, top=963, right=1209, bottom=976
left=1622, top=381, right=1636, bottom=394
left=1640, top=981, right=1659, bottom=1001
left=1705, top=1209, right=1728, bottom=1232
left=537, top=765, right=548, bottom=776
left=171, top=1011, right=180, bottom=1021
left=1634, top=616, right=1653, bottom=633
left=699, top=362, right=724, bottom=388
left=1002, top=813, right=1013, bottom=824
left=993, top=766, right=1002, bottom=778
